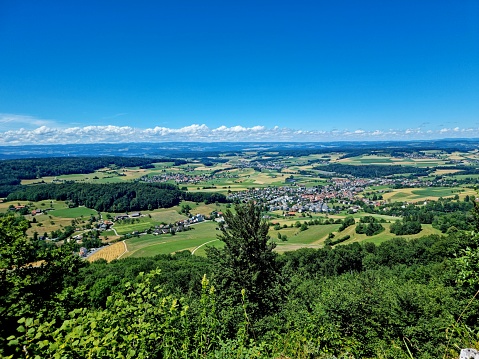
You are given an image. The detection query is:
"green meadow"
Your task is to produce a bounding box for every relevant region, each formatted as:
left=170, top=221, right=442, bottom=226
left=48, top=206, right=98, bottom=218
left=124, top=221, right=220, bottom=258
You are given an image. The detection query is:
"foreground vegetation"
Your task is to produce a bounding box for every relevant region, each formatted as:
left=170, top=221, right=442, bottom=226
left=1, top=201, right=479, bottom=358
left=1, top=147, right=479, bottom=357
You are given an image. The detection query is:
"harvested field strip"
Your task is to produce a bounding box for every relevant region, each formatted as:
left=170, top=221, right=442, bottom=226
left=87, top=241, right=126, bottom=262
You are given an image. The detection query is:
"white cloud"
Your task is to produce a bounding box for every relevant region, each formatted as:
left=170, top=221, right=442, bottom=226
left=0, top=114, right=478, bottom=145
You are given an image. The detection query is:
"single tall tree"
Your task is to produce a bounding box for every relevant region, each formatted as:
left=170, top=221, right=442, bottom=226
left=207, top=201, right=282, bottom=332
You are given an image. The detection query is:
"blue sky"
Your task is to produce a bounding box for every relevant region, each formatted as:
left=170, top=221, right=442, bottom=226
left=0, top=0, right=478, bottom=144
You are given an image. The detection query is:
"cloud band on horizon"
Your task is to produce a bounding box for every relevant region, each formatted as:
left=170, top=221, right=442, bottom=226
left=0, top=114, right=475, bottom=145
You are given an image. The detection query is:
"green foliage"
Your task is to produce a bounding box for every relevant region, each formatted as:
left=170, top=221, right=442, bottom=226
left=339, top=216, right=355, bottom=231
left=3, top=197, right=479, bottom=358
left=207, top=201, right=283, bottom=331
left=313, top=163, right=430, bottom=178
left=0, top=156, right=174, bottom=196
left=0, top=214, right=85, bottom=356
left=10, top=270, right=190, bottom=358
left=7, top=182, right=227, bottom=212
left=390, top=219, right=422, bottom=235
left=325, top=234, right=351, bottom=246
left=356, top=216, right=384, bottom=236
left=455, top=235, right=479, bottom=287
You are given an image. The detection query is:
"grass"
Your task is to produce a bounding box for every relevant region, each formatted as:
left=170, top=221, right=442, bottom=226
left=26, top=216, right=74, bottom=238
left=110, top=208, right=194, bottom=235
left=48, top=206, right=98, bottom=218
left=123, top=221, right=345, bottom=257
left=383, top=187, right=476, bottom=202
left=113, top=218, right=157, bottom=235
left=338, top=154, right=448, bottom=167
left=274, top=224, right=341, bottom=252
left=146, top=209, right=187, bottom=224
left=21, top=168, right=147, bottom=185
left=343, top=223, right=441, bottom=246
left=124, top=221, right=220, bottom=258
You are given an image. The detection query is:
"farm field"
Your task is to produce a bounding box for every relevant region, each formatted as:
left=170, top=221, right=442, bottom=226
left=274, top=224, right=340, bottom=252
left=107, top=222, right=344, bottom=258
left=382, top=187, right=475, bottom=202
left=3, top=148, right=478, bottom=259
left=49, top=206, right=98, bottom=218
left=346, top=223, right=441, bottom=246
left=21, top=167, right=147, bottom=185
left=87, top=241, right=127, bottom=262
left=337, top=154, right=448, bottom=167
left=123, top=221, right=220, bottom=258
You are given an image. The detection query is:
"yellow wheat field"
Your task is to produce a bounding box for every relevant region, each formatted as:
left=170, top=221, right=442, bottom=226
left=87, top=241, right=126, bottom=262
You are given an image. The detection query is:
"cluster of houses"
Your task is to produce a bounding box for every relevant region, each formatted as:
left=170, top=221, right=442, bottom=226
left=114, top=212, right=142, bottom=221
left=234, top=159, right=286, bottom=171
left=141, top=172, right=213, bottom=185
left=140, top=170, right=242, bottom=186
left=112, top=213, right=210, bottom=237
left=151, top=213, right=207, bottom=235
left=228, top=179, right=373, bottom=214
left=228, top=168, right=469, bottom=216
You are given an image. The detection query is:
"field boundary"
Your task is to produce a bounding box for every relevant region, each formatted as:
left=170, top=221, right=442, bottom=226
left=191, top=239, right=219, bottom=255
left=116, top=240, right=128, bottom=260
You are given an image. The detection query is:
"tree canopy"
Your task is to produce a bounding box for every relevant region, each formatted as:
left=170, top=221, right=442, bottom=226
left=207, top=201, right=282, bottom=330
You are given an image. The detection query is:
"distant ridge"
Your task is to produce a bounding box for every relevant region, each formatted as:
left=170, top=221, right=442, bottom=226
left=0, top=139, right=478, bottom=160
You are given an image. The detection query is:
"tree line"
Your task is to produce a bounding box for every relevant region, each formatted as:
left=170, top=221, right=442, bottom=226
left=2, top=202, right=479, bottom=358
left=6, top=182, right=227, bottom=212
left=0, top=156, right=189, bottom=196
left=313, top=163, right=431, bottom=178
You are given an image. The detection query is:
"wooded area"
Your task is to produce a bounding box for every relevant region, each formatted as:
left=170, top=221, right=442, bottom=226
left=6, top=182, right=227, bottom=212
left=1, top=202, right=479, bottom=358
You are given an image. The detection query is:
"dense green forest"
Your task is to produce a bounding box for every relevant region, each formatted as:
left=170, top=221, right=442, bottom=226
left=0, top=156, right=167, bottom=184
left=0, top=157, right=189, bottom=197
left=1, top=202, right=479, bottom=358
left=313, top=163, right=431, bottom=178
left=6, top=182, right=227, bottom=212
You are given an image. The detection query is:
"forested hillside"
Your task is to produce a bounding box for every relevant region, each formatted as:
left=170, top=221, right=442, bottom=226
left=0, top=156, right=167, bottom=184
left=1, top=202, right=479, bottom=358
left=314, top=163, right=431, bottom=178
left=0, top=156, right=184, bottom=197
left=6, top=182, right=227, bottom=212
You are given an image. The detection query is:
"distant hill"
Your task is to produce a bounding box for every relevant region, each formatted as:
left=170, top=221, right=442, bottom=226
left=0, top=139, right=478, bottom=159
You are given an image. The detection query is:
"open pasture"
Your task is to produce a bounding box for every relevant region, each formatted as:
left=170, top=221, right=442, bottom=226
left=146, top=208, right=188, bottom=224
left=382, top=186, right=475, bottom=202
left=122, top=221, right=347, bottom=257
left=343, top=224, right=441, bottom=246
left=337, top=154, right=447, bottom=167
left=123, top=221, right=220, bottom=258
left=0, top=200, right=36, bottom=211
left=48, top=206, right=97, bottom=218
left=338, top=155, right=397, bottom=165
left=432, top=169, right=464, bottom=175
left=273, top=223, right=341, bottom=252
left=21, top=167, right=147, bottom=185
left=26, top=216, right=74, bottom=238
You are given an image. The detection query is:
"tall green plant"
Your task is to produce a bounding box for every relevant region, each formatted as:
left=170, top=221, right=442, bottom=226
left=207, top=201, right=283, bottom=334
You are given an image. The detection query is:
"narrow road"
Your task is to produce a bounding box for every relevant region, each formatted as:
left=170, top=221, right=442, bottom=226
left=110, top=226, right=119, bottom=236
